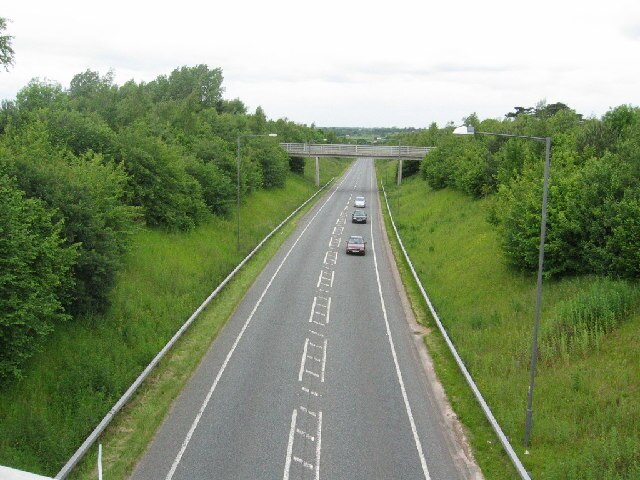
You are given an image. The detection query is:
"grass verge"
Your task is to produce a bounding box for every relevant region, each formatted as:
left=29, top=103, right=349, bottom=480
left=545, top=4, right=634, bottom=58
left=0, top=157, right=350, bottom=478
left=376, top=161, right=640, bottom=479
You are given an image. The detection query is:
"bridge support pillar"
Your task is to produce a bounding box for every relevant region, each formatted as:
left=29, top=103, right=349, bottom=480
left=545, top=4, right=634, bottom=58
left=315, top=157, right=320, bottom=187
left=397, top=159, right=403, bottom=185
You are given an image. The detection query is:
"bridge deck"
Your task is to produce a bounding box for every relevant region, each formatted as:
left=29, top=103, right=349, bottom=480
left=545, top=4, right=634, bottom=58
left=280, top=143, right=433, bottom=159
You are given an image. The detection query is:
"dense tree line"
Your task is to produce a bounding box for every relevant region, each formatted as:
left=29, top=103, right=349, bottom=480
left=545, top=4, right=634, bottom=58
left=400, top=102, right=640, bottom=279
left=0, top=65, right=325, bottom=380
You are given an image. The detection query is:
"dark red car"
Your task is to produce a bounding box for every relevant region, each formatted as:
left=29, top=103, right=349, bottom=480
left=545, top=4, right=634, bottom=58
left=345, top=235, right=366, bottom=255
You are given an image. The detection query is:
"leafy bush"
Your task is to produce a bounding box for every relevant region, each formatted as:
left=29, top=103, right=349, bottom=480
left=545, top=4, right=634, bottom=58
left=45, top=109, right=117, bottom=158
left=0, top=174, right=76, bottom=379
left=289, top=156, right=305, bottom=174
left=2, top=123, right=140, bottom=313
left=248, top=140, right=289, bottom=188
left=117, top=124, right=208, bottom=231
left=184, top=157, right=235, bottom=215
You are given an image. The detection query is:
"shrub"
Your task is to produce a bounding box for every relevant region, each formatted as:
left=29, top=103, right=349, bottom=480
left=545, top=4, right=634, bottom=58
left=289, top=156, right=305, bottom=174
left=2, top=122, right=140, bottom=313
left=0, top=174, right=76, bottom=379
left=184, top=157, right=235, bottom=216
left=117, top=124, right=208, bottom=231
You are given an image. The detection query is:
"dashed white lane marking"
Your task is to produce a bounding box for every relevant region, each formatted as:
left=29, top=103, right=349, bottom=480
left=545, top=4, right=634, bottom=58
left=296, top=428, right=315, bottom=441
left=307, top=297, right=318, bottom=323
left=293, top=457, right=314, bottom=470
left=299, top=405, right=317, bottom=417
left=283, top=409, right=297, bottom=480
left=298, top=338, right=309, bottom=382
left=323, top=251, right=338, bottom=266
left=301, top=386, right=320, bottom=397
left=369, top=168, right=432, bottom=480
left=315, top=411, right=323, bottom=480
left=321, top=338, right=327, bottom=382
left=165, top=172, right=351, bottom=480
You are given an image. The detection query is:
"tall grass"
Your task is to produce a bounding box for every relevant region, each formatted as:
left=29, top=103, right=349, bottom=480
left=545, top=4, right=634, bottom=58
left=377, top=162, right=640, bottom=479
left=0, top=157, right=349, bottom=476
left=541, top=279, right=640, bottom=362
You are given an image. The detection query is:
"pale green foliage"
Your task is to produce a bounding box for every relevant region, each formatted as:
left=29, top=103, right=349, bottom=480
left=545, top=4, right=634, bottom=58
left=0, top=17, right=14, bottom=71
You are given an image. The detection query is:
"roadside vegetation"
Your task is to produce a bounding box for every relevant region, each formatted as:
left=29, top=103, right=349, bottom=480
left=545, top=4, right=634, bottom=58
left=378, top=102, right=640, bottom=479
left=0, top=58, right=349, bottom=476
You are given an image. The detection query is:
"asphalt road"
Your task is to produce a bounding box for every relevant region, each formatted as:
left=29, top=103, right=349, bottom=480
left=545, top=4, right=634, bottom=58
left=132, top=158, right=480, bottom=480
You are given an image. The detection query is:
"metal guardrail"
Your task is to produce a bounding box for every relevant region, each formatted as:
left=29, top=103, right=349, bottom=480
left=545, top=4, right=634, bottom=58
left=55, top=178, right=336, bottom=479
left=380, top=182, right=532, bottom=480
left=280, top=143, right=433, bottom=159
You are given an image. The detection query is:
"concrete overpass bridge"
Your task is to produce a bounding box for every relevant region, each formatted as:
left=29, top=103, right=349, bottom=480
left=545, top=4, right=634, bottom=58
left=279, top=143, right=434, bottom=185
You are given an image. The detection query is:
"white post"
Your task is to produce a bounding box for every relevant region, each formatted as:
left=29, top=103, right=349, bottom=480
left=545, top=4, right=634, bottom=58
left=98, top=444, right=103, bottom=480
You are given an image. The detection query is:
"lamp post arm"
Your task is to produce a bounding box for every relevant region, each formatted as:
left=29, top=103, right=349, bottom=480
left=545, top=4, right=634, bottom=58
left=476, top=131, right=548, bottom=142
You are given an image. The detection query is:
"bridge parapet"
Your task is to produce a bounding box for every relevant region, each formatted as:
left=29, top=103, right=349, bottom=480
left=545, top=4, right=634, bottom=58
left=280, top=143, right=433, bottom=159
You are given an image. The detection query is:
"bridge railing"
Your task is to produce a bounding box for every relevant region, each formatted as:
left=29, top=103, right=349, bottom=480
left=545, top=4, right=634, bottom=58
left=280, top=143, right=433, bottom=159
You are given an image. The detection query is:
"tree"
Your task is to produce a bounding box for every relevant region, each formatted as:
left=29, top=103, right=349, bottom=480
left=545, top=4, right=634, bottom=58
left=0, top=17, right=14, bottom=71
left=117, top=124, right=208, bottom=230
left=15, top=79, right=67, bottom=114
left=0, top=173, right=76, bottom=379
left=2, top=121, right=140, bottom=313
left=249, top=106, right=267, bottom=133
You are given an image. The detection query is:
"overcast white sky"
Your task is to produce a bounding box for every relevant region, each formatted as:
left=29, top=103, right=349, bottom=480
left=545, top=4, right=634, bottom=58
left=2, top=0, right=640, bottom=127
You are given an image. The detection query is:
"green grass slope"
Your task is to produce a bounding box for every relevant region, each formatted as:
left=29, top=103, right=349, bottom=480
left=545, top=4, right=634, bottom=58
left=377, top=162, right=640, bottom=479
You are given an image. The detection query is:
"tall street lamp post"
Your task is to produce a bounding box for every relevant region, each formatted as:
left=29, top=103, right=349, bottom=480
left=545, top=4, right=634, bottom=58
left=453, top=125, right=551, bottom=447
left=236, top=133, right=278, bottom=251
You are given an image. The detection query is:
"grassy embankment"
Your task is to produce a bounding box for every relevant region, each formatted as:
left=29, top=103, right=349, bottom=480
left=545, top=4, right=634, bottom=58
left=377, top=161, right=640, bottom=479
left=0, top=157, right=351, bottom=479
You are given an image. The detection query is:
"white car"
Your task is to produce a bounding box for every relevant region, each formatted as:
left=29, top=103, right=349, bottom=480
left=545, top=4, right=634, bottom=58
left=354, top=196, right=366, bottom=208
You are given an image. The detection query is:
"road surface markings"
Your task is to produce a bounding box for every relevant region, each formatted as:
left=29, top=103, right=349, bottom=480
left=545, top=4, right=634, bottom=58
left=301, top=386, right=320, bottom=397
left=316, top=269, right=335, bottom=288
left=164, top=168, right=352, bottom=480
left=298, top=338, right=310, bottom=381
left=283, top=166, right=364, bottom=480
left=315, top=411, right=323, bottom=480
left=323, top=251, right=337, bottom=266
left=368, top=168, right=432, bottom=480
left=283, top=409, right=298, bottom=480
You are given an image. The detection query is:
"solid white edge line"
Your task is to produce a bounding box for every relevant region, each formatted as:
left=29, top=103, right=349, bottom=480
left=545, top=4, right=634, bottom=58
left=379, top=182, right=532, bottom=479
left=369, top=162, right=431, bottom=480
left=283, top=409, right=298, bottom=480
left=321, top=339, right=327, bottom=383
left=298, top=338, right=309, bottom=382
left=308, top=297, right=318, bottom=323
left=315, top=410, right=323, bottom=480
left=164, top=168, right=354, bottom=480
